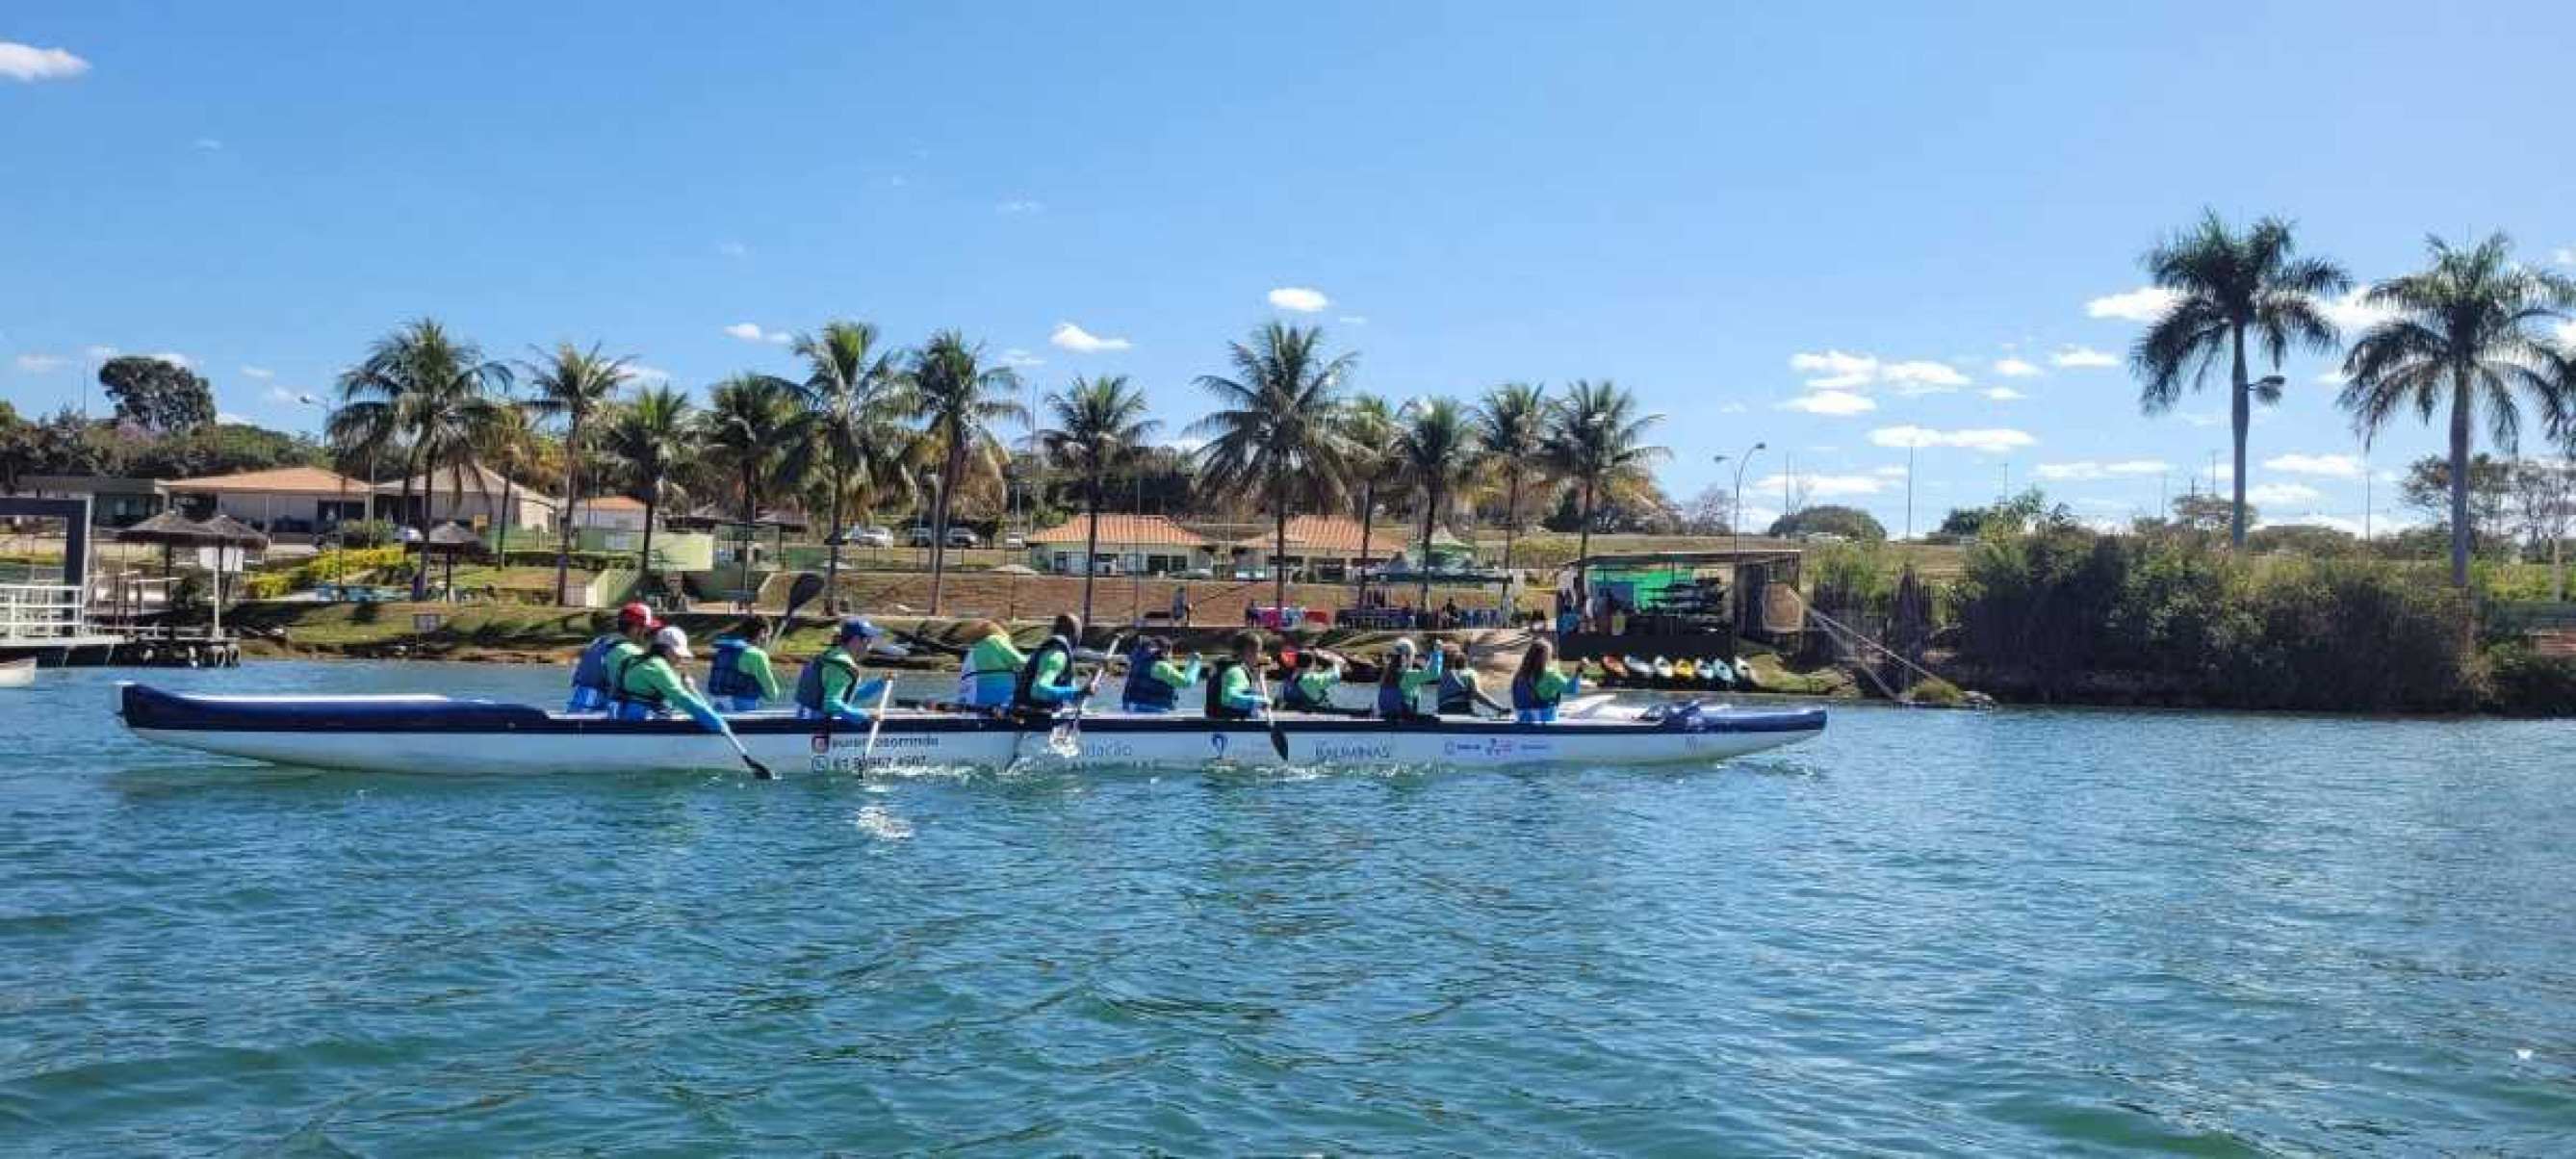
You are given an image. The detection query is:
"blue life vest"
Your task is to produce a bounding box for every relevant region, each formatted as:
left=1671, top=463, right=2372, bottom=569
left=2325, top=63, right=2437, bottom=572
left=1203, top=658, right=1251, bottom=720
left=1121, top=645, right=1176, bottom=709
left=795, top=649, right=860, bottom=713
left=1016, top=635, right=1072, bottom=709
left=1510, top=671, right=1556, bottom=711
left=1436, top=668, right=1475, bottom=714
left=571, top=634, right=622, bottom=692
left=1377, top=674, right=1415, bottom=718
left=612, top=652, right=665, bottom=710
left=1277, top=670, right=1323, bottom=710
left=708, top=637, right=759, bottom=698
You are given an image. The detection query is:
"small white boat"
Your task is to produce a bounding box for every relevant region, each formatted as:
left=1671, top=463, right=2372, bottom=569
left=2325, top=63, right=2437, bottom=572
left=0, top=658, right=36, bottom=688
left=117, top=683, right=1825, bottom=776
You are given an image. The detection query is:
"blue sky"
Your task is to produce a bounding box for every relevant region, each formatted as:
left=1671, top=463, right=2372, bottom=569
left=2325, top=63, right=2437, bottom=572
left=5, top=1, right=2573, bottom=534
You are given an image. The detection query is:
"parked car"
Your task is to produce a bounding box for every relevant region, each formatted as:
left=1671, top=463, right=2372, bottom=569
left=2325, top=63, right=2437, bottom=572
left=907, top=526, right=936, bottom=546
left=852, top=526, right=894, bottom=548
left=1003, top=534, right=1027, bottom=550
left=946, top=528, right=981, bottom=548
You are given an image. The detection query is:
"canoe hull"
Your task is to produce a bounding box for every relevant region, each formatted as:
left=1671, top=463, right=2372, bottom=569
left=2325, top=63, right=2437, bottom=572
left=119, top=684, right=1825, bottom=775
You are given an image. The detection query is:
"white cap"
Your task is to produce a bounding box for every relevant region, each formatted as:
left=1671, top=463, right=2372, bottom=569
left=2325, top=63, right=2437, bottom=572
left=652, top=625, right=693, bottom=660
left=1392, top=638, right=1418, bottom=655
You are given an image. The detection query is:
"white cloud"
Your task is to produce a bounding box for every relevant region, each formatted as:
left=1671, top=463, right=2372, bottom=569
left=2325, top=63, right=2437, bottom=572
left=1050, top=322, right=1132, bottom=353
left=84, top=345, right=117, bottom=360
left=13, top=353, right=65, bottom=373
left=1267, top=287, right=1330, bottom=313
left=1868, top=425, right=2036, bottom=454
left=240, top=365, right=274, bottom=379
left=2554, top=247, right=2574, bottom=268
left=1755, top=473, right=1883, bottom=498
left=216, top=411, right=251, bottom=425
left=715, top=241, right=748, bottom=258
left=1983, top=386, right=2025, bottom=400
left=192, top=137, right=222, bottom=151
left=2177, top=410, right=2223, bottom=427
left=2086, top=286, right=2179, bottom=322
left=1776, top=389, right=1876, bottom=416
left=1717, top=401, right=1748, bottom=414
left=1739, top=504, right=1783, bottom=530
left=263, top=386, right=301, bottom=404
left=2035, top=459, right=2169, bottom=481
left=1872, top=464, right=1910, bottom=477
left=1790, top=349, right=1879, bottom=390
left=624, top=364, right=673, bottom=384
left=724, top=322, right=768, bottom=342
left=2318, top=288, right=2397, bottom=333
left=1882, top=360, right=1969, bottom=394
left=996, top=199, right=1044, bottom=214
left=2263, top=452, right=2363, bottom=478
left=2557, top=319, right=2576, bottom=347
left=1337, top=315, right=1368, bottom=325
left=2051, top=345, right=2118, bottom=369
left=2314, top=369, right=2348, bottom=385
left=0, top=41, right=90, bottom=82
left=149, top=351, right=193, bottom=368
left=1993, top=357, right=2042, bottom=378
left=2245, top=482, right=2323, bottom=505
left=999, top=348, right=1045, bottom=369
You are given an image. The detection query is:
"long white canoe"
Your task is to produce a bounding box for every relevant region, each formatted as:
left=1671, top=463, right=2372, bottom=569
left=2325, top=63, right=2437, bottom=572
left=118, top=683, right=1825, bottom=776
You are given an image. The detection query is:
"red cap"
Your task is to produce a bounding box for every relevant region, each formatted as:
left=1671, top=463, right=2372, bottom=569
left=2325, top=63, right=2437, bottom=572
left=617, top=602, right=657, bottom=628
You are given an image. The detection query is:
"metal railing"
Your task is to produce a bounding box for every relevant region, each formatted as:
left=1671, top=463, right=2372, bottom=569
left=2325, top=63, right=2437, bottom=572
left=0, top=582, right=87, bottom=641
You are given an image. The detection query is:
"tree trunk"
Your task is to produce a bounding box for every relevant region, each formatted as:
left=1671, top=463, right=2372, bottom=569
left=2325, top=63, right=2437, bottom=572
left=2553, top=531, right=2565, bottom=603
left=928, top=443, right=963, bottom=615
left=1353, top=480, right=1375, bottom=610
left=2228, top=324, right=2251, bottom=550
left=1273, top=490, right=1288, bottom=615
left=1501, top=471, right=1522, bottom=614
left=639, top=491, right=658, bottom=594
left=1079, top=471, right=1100, bottom=626
left=824, top=451, right=847, bottom=616
left=553, top=415, right=580, bottom=606
left=1417, top=484, right=1436, bottom=610
left=2449, top=365, right=2474, bottom=587
left=497, top=476, right=515, bottom=560
left=1575, top=477, right=1596, bottom=573
left=402, top=449, right=424, bottom=599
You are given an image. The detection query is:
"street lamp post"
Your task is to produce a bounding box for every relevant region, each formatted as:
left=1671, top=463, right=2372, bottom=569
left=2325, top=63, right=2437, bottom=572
left=1720, top=442, right=1765, bottom=553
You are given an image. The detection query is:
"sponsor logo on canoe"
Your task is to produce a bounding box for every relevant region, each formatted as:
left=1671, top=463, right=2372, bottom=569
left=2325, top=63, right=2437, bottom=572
left=1209, top=733, right=1228, bottom=758
left=1442, top=736, right=1555, bottom=760
left=1312, top=741, right=1394, bottom=762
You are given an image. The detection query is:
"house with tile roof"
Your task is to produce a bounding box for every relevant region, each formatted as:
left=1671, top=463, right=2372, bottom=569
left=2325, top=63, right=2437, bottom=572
left=1227, top=515, right=1470, bottom=580
left=1026, top=514, right=1218, bottom=575
left=164, top=466, right=375, bottom=534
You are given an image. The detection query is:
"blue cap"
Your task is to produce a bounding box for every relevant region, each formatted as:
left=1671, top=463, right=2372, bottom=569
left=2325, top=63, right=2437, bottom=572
left=837, top=617, right=883, bottom=640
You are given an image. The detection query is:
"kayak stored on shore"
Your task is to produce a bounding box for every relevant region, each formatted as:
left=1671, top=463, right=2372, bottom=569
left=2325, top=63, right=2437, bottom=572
left=117, top=683, right=1825, bottom=775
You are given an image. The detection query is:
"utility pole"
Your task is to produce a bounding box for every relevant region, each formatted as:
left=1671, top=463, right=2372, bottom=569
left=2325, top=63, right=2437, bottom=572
left=1905, top=439, right=1917, bottom=540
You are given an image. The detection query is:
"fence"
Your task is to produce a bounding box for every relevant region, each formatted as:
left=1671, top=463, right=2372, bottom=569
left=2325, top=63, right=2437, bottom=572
left=0, top=582, right=87, bottom=641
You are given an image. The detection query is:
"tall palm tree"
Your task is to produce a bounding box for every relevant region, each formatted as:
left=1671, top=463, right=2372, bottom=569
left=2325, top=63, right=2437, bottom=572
left=702, top=373, right=808, bottom=605
left=1392, top=397, right=1481, bottom=607
left=792, top=321, right=905, bottom=608
left=519, top=342, right=631, bottom=605
left=602, top=386, right=695, bottom=589
left=335, top=319, right=512, bottom=597
left=905, top=331, right=1026, bottom=614
left=1189, top=322, right=1357, bottom=611
left=475, top=397, right=545, bottom=560
left=1038, top=375, right=1159, bottom=625
left=1471, top=381, right=1554, bottom=585
left=1540, top=379, right=1667, bottom=567
left=2131, top=210, right=2351, bottom=548
left=1337, top=394, right=1403, bottom=605
left=2340, top=233, right=2576, bottom=586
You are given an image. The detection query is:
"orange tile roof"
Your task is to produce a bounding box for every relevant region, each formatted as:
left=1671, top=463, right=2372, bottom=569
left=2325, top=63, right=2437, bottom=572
left=1027, top=513, right=1214, bottom=547
left=585, top=496, right=648, bottom=510
left=164, top=466, right=372, bottom=495
left=1230, top=515, right=1418, bottom=554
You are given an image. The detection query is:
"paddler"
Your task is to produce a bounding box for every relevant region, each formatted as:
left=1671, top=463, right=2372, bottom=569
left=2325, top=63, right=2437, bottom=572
left=1012, top=613, right=1090, bottom=718
left=954, top=619, right=1027, bottom=713
left=1433, top=641, right=1509, bottom=718
left=795, top=617, right=891, bottom=725
left=567, top=601, right=657, bottom=712
left=1275, top=648, right=1345, bottom=714
left=610, top=626, right=739, bottom=743
left=1118, top=635, right=1201, bottom=713
left=706, top=616, right=783, bottom=711
left=1202, top=631, right=1273, bottom=720
left=1509, top=638, right=1583, bottom=723
left=1373, top=638, right=1443, bottom=721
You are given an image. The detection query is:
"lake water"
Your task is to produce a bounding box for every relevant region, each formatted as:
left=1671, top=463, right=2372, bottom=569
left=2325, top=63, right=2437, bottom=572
left=4, top=661, right=2573, bottom=1154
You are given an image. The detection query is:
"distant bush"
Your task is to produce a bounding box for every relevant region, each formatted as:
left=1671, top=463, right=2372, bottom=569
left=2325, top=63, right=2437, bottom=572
left=335, top=520, right=396, bottom=548
left=500, top=549, right=620, bottom=572
left=2485, top=646, right=2576, bottom=716
left=242, top=546, right=410, bottom=600
left=1904, top=675, right=1965, bottom=706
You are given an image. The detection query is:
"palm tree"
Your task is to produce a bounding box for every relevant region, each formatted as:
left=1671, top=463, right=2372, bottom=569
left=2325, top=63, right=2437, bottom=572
left=1540, top=379, right=1666, bottom=566
left=2340, top=233, right=2576, bottom=586
left=702, top=373, right=808, bottom=606
left=905, top=331, right=1026, bottom=614
left=335, top=319, right=512, bottom=597
left=2131, top=210, right=2351, bottom=548
left=602, top=386, right=695, bottom=589
left=1190, top=322, right=1357, bottom=611
left=1337, top=394, right=1403, bottom=605
left=1471, top=381, right=1553, bottom=584
left=475, top=398, right=545, bottom=560
left=1038, top=375, right=1159, bottom=625
left=519, top=343, right=631, bottom=605
left=1392, top=398, right=1481, bottom=608
left=792, top=321, right=905, bottom=608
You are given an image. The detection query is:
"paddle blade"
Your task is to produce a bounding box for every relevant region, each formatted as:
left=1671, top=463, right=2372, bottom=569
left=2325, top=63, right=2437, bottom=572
left=783, top=572, right=825, bottom=620
left=1268, top=727, right=1290, bottom=760
left=1048, top=725, right=1079, bottom=758
left=742, top=753, right=775, bottom=780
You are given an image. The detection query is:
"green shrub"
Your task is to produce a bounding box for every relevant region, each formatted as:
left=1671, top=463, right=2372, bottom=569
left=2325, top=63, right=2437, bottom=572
left=335, top=520, right=396, bottom=548
left=2485, top=646, right=2576, bottom=716
left=1904, top=676, right=1965, bottom=706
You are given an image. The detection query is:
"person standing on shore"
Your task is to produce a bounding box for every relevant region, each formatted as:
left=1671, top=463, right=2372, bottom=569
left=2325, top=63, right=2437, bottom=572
left=568, top=602, right=657, bottom=713
left=708, top=617, right=783, bottom=712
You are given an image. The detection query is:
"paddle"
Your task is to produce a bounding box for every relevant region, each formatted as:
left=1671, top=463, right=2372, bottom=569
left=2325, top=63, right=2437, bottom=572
left=782, top=572, right=826, bottom=625
left=861, top=667, right=898, bottom=760
left=1048, top=632, right=1127, bottom=759
left=1252, top=666, right=1290, bottom=760
left=722, top=727, right=775, bottom=780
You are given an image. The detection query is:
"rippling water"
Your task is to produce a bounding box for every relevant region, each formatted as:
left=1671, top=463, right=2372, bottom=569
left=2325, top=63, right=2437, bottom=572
left=5, top=661, right=2573, bottom=1153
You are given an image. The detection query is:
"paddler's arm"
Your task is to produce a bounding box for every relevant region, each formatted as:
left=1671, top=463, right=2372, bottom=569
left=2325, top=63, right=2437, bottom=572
left=741, top=647, right=782, bottom=702
left=1220, top=664, right=1269, bottom=712
left=1151, top=657, right=1200, bottom=688
left=1029, top=647, right=1082, bottom=704
left=638, top=659, right=733, bottom=735
left=819, top=657, right=889, bottom=723
left=1400, top=650, right=1445, bottom=692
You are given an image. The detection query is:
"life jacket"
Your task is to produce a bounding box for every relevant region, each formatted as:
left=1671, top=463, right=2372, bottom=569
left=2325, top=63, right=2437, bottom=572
left=1436, top=667, right=1476, bottom=714
left=795, top=648, right=861, bottom=713
left=571, top=634, right=623, bottom=692
left=1377, top=670, right=1417, bottom=718
left=1204, top=657, right=1250, bottom=720
left=1511, top=667, right=1562, bottom=711
left=1121, top=644, right=1176, bottom=709
left=1277, top=669, right=1323, bottom=710
left=708, top=637, right=759, bottom=698
left=1015, top=634, right=1072, bottom=709
left=613, top=651, right=667, bottom=710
